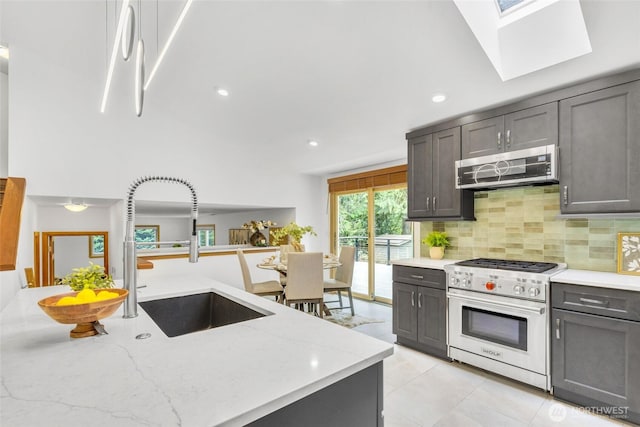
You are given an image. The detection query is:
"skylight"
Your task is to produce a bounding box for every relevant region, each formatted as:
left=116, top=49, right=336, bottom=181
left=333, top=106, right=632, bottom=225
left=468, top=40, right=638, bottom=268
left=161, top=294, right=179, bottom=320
left=496, top=0, right=536, bottom=15
left=454, top=0, right=592, bottom=81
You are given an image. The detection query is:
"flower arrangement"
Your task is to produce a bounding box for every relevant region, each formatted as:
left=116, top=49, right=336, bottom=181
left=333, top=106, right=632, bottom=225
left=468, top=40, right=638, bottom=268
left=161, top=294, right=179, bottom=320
left=270, top=222, right=317, bottom=251
left=242, top=220, right=276, bottom=233
left=61, top=262, right=115, bottom=292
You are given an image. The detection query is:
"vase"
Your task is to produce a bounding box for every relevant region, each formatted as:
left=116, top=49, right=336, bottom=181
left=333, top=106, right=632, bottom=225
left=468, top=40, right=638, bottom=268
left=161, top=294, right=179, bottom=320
left=429, top=246, right=444, bottom=260
left=250, top=230, right=267, bottom=246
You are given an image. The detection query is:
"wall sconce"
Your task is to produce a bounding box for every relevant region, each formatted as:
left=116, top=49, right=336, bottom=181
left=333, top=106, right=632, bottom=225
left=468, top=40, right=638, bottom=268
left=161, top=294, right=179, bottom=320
left=63, top=203, right=88, bottom=212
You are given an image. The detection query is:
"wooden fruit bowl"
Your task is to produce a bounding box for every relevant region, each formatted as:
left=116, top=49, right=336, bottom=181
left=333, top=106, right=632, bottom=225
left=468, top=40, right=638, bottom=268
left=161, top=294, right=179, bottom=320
left=38, top=289, right=128, bottom=338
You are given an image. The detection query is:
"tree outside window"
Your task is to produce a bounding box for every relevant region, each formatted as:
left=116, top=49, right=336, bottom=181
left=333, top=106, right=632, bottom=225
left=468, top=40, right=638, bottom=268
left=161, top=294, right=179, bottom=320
left=135, top=225, right=159, bottom=249
left=197, top=225, right=215, bottom=247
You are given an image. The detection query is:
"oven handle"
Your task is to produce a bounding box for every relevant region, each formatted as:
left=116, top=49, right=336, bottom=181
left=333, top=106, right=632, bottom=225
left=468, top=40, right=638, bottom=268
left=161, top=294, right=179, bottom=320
left=447, top=292, right=546, bottom=315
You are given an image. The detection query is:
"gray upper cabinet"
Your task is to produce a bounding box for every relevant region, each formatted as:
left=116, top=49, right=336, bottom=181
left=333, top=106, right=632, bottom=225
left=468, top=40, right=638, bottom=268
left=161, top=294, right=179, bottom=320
left=408, top=134, right=432, bottom=219
left=461, top=103, right=558, bottom=159
left=407, top=128, right=474, bottom=220
left=559, top=81, right=640, bottom=214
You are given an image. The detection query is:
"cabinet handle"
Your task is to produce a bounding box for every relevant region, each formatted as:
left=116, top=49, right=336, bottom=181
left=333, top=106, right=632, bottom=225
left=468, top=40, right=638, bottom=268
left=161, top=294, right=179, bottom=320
left=418, top=293, right=422, bottom=308
left=506, top=129, right=511, bottom=148
left=411, top=291, right=415, bottom=307
left=433, top=197, right=437, bottom=211
left=555, top=318, right=560, bottom=340
left=497, top=131, right=502, bottom=149
left=579, top=297, right=607, bottom=306
left=410, top=274, right=424, bottom=279
left=563, top=186, right=568, bottom=206
left=426, top=197, right=430, bottom=211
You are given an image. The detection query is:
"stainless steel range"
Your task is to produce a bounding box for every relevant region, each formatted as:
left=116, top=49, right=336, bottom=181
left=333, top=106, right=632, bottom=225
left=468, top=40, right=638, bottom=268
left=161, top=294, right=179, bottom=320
left=445, top=258, right=566, bottom=390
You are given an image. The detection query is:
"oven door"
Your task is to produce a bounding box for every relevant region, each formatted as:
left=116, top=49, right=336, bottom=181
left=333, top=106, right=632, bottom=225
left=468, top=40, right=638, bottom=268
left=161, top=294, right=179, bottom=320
left=447, top=288, right=548, bottom=375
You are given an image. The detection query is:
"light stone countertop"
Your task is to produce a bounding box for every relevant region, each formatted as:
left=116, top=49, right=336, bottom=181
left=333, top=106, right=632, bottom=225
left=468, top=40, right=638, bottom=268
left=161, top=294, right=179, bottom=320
left=551, top=269, right=640, bottom=292
left=391, top=257, right=461, bottom=270
left=392, top=258, right=640, bottom=292
left=0, top=276, right=393, bottom=426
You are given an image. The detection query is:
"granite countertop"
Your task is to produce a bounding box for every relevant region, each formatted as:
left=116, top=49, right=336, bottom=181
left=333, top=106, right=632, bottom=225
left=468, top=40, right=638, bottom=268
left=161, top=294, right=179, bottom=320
left=0, top=276, right=393, bottom=426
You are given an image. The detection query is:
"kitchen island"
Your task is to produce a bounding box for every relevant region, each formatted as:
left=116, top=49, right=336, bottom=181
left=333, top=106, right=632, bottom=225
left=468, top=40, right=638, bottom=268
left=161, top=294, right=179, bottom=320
left=0, top=276, right=393, bottom=426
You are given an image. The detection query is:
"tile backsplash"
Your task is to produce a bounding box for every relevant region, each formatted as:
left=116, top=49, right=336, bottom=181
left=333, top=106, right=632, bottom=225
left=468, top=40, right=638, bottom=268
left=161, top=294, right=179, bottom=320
left=419, top=185, right=640, bottom=272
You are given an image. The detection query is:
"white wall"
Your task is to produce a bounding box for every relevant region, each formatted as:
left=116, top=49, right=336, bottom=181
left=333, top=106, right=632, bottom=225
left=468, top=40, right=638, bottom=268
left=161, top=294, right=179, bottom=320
left=52, top=235, right=104, bottom=279
left=0, top=1, right=326, bottom=305
left=0, top=71, right=7, bottom=177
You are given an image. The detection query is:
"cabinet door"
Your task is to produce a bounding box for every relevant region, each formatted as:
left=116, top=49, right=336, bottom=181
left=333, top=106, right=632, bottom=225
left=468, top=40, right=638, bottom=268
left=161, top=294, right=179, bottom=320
left=461, top=116, right=504, bottom=159
left=552, top=309, right=640, bottom=411
left=417, top=287, right=447, bottom=352
left=392, top=282, right=417, bottom=341
left=504, top=103, right=558, bottom=151
left=407, top=135, right=433, bottom=218
left=432, top=128, right=461, bottom=217
left=559, top=82, right=640, bottom=214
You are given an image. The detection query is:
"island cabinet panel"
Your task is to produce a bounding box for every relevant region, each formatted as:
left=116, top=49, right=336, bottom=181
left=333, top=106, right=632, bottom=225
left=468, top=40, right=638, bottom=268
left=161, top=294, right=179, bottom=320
left=551, top=283, right=640, bottom=424
left=392, top=265, right=448, bottom=359
left=461, top=103, right=558, bottom=159
left=559, top=81, right=640, bottom=214
left=407, top=128, right=474, bottom=221
left=248, top=362, right=384, bottom=427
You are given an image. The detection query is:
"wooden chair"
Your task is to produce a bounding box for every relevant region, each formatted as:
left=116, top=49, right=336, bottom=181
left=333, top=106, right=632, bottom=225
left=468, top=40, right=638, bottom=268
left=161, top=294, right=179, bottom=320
left=323, top=246, right=356, bottom=316
left=24, top=267, right=35, bottom=288
left=285, top=252, right=324, bottom=318
left=237, top=249, right=283, bottom=300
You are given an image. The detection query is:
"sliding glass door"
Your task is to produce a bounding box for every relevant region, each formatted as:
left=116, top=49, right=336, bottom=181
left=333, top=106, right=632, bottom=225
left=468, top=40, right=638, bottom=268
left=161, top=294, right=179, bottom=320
left=332, top=185, right=412, bottom=304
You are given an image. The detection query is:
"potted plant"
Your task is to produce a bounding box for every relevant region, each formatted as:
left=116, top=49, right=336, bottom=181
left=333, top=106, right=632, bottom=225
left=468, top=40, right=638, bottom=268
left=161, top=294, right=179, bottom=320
left=61, top=262, right=115, bottom=291
left=422, top=231, right=450, bottom=260
left=270, top=222, right=317, bottom=251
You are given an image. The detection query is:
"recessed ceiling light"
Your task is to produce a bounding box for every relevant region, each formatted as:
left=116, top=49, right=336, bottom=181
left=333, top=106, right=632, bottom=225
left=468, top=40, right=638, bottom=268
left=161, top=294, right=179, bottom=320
left=216, top=88, right=229, bottom=97
left=432, top=93, right=447, bottom=103
left=308, top=140, right=319, bottom=147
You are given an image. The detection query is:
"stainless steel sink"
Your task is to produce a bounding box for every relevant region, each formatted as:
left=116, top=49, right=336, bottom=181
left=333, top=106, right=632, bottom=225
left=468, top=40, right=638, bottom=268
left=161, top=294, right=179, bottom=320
left=139, top=291, right=273, bottom=337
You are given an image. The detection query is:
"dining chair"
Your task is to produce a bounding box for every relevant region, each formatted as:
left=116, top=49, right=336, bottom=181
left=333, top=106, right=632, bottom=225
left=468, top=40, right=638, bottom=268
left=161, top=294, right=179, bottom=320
left=285, top=252, right=324, bottom=318
left=323, top=246, right=356, bottom=316
left=237, top=249, right=283, bottom=301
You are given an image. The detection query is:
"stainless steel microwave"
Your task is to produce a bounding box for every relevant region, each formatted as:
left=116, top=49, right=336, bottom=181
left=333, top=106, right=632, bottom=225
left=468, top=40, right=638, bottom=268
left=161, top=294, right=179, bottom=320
left=455, top=144, right=558, bottom=190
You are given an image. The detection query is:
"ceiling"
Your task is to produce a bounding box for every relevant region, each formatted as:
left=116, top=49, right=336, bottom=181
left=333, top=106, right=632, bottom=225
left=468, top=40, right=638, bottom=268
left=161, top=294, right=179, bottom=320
left=3, top=0, right=640, bottom=179
left=138, top=0, right=639, bottom=176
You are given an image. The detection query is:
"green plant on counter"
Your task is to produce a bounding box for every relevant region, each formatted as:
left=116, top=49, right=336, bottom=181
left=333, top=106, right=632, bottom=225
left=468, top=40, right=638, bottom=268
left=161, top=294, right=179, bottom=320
left=422, top=231, right=450, bottom=248
left=270, top=222, right=317, bottom=250
left=61, top=262, right=115, bottom=291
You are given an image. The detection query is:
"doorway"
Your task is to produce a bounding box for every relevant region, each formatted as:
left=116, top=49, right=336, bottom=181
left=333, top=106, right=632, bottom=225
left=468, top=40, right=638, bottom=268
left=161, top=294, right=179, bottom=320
left=35, top=231, right=109, bottom=286
left=331, top=186, right=413, bottom=304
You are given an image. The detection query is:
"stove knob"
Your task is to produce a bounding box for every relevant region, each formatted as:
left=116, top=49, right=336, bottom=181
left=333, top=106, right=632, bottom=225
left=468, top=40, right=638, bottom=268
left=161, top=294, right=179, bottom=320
left=513, top=285, right=525, bottom=295
left=485, top=282, right=496, bottom=291
left=529, top=287, right=540, bottom=297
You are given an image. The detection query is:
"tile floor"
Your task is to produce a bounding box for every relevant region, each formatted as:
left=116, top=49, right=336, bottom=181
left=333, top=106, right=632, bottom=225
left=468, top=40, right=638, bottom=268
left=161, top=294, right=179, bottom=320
left=340, top=298, right=633, bottom=427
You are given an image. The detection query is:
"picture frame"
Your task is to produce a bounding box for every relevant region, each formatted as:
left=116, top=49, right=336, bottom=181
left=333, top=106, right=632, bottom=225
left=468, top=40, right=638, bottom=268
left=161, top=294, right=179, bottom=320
left=617, top=232, right=640, bottom=275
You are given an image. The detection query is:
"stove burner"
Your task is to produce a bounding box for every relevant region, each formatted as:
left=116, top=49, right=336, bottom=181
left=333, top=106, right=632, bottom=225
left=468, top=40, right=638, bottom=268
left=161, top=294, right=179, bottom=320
left=455, top=258, right=558, bottom=273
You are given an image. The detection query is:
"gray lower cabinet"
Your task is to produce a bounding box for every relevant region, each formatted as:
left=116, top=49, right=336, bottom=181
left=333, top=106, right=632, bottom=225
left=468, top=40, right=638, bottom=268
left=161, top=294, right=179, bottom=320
left=461, top=103, right=558, bottom=159
left=248, top=362, right=384, bottom=427
left=551, top=283, right=640, bottom=424
left=407, top=128, right=474, bottom=220
left=392, top=266, right=447, bottom=359
left=559, top=81, right=640, bottom=214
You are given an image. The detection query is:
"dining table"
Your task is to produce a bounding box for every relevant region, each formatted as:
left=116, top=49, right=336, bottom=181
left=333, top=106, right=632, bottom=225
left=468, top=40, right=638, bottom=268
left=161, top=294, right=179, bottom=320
left=257, top=254, right=341, bottom=313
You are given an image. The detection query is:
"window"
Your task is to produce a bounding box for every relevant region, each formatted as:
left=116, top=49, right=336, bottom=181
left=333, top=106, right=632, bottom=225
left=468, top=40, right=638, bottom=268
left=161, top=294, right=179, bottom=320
left=89, top=235, right=105, bottom=258
left=495, top=0, right=536, bottom=14
left=197, top=224, right=215, bottom=247
left=135, top=225, right=160, bottom=249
